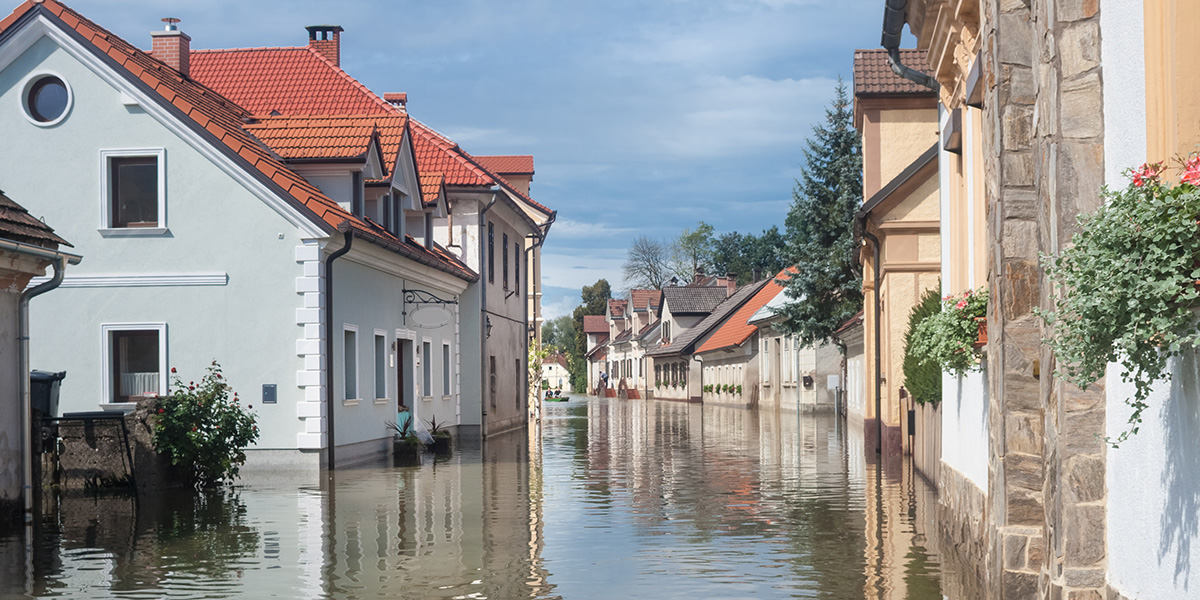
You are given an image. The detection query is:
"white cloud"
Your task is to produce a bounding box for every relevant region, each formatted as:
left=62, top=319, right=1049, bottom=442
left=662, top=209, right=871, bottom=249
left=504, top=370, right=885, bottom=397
left=551, top=219, right=635, bottom=239
left=540, top=252, right=625, bottom=290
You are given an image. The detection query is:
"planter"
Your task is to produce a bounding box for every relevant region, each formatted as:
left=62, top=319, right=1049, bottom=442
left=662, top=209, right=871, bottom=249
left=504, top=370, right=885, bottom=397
left=972, top=317, right=987, bottom=350
left=393, top=436, right=424, bottom=466
left=430, top=434, right=452, bottom=455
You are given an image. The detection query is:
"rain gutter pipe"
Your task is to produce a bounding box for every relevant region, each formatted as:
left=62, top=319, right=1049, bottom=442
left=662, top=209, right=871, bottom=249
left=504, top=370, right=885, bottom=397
left=881, top=0, right=939, bottom=91
left=324, top=231, right=353, bottom=472
left=862, top=230, right=884, bottom=455
left=479, top=191, right=499, bottom=438
left=524, top=212, right=554, bottom=419
left=9, top=239, right=80, bottom=564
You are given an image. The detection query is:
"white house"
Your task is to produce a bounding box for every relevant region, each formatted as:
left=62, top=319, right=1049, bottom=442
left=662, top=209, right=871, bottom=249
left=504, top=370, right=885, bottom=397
left=0, top=1, right=535, bottom=471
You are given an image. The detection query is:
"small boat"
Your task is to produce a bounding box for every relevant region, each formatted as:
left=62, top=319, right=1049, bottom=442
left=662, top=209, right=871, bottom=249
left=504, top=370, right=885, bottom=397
left=544, top=389, right=569, bottom=402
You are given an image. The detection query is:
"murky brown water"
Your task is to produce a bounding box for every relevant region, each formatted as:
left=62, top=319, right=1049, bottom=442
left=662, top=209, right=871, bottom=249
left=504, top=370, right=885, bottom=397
left=0, top=398, right=976, bottom=599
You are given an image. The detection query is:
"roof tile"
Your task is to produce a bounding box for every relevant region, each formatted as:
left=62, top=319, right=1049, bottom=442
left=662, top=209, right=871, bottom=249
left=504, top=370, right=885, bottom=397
left=696, top=270, right=792, bottom=354
left=853, top=49, right=935, bottom=97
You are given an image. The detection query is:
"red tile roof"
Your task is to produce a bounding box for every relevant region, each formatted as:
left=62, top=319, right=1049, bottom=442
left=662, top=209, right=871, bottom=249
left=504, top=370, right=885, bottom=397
left=475, top=155, right=533, bottom=175
left=244, top=114, right=404, bottom=162
left=853, top=49, right=935, bottom=97
left=608, top=299, right=627, bottom=318
left=696, top=269, right=791, bottom=354
left=630, top=289, right=662, bottom=312
left=583, top=315, right=607, bottom=334
left=419, top=173, right=444, bottom=206
left=410, top=120, right=494, bottom=187
left=4, top=1, right=475, bottom=282
left=191, top=46, right=395, bottom=115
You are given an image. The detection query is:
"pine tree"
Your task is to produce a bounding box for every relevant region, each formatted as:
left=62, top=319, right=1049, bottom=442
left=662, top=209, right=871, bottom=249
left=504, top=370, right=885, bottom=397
left=775, top=79, right=863, bottom=346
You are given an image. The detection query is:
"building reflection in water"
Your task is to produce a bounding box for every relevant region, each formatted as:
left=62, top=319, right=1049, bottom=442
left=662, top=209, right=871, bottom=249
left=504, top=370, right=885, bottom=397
left=0, top=397, right=976, bottom=599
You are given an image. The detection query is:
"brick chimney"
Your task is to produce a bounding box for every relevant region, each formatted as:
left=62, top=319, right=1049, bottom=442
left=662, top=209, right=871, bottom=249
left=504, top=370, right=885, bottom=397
left=724, top=272, right=737, bottom=296
left=150, top=18, right=190, bottom=77
left=306, top=25, right=344, bottom=66
left=384, top=93, right=407, bottom=109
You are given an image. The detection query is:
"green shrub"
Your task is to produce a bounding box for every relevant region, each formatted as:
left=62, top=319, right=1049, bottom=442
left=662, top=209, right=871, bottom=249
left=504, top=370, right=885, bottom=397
left=154, top=361, right=259, bottom=488
left=910, top=287, right=988, bottom=375
left=903, top=287, right=944, bottom=405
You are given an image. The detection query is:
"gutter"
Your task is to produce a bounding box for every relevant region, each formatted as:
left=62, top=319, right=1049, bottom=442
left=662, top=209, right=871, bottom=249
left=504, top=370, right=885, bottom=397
left=6, top=239, right=81, bottom=533
left=861, top=229, right=884, bottom=455
left=881, top=0, right=939, bottom=91
left=478, top=191, right=499, bottom=438
left=323, top=232, right=353, bottom=472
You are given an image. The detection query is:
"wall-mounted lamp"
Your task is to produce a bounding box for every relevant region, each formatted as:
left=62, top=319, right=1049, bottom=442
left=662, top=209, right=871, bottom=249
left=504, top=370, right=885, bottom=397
left=486, top=315, right=493, bottom=338
left=802, top=375, right=814, bottom=388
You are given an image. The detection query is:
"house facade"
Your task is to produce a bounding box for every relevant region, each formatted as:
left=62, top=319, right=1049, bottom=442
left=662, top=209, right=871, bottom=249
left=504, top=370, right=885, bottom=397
left=0, top=190, right=77, bottom=524
left=852, top=48, right=941, bottom=460
left=0, top=1, right=550, bottom=473
left=892, top=0, right=1200, bottom=598
left=744, top=287, right=842, bottom=412
left=581, top=314, right=607, bottom=394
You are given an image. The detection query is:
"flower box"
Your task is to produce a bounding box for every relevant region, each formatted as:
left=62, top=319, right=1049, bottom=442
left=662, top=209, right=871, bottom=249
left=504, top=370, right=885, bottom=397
left=972, top=317, right=987, bottom=350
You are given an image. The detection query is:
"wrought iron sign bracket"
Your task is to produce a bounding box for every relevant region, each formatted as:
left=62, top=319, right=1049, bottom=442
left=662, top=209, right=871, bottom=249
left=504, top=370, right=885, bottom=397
left=402, top=289, right=458, bottom=327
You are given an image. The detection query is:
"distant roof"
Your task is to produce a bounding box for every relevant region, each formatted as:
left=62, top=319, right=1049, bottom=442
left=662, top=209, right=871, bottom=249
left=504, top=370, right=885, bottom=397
left=583, top=315, right=608, bottom=334
left=698, top=271, right=791, bottom=353
left=630, top=289, right=662, bottom=312
left=661, top=286, right=728, bottom=315
left=608, top=299, right=628, bottom=318
left=585, top=341, right=607, bottom=360
left=635, top=319, right=661, bottom=342
left=542, top=353, right=568, bottom=369
left=647, top=280, right=769, bottom=358
left=853, top=49, right=935, bottom=97
left=0, top=190, right=69, bottom=248
left=475, top=155, right=533, bottom=175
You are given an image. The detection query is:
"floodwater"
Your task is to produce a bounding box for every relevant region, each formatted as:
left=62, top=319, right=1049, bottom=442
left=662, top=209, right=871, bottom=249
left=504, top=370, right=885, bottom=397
left=0, top=397, right=978, bottom=599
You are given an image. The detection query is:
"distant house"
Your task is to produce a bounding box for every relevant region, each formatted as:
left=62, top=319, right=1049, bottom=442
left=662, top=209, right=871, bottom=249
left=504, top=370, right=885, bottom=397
left=540, top=353, right=570, bottom=393
left=0, top=190, right=78, bottom=521
left=581, top=315, right=608, bottom=394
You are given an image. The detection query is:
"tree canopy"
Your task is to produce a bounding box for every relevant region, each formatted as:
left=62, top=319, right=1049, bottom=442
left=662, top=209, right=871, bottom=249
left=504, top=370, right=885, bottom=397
left=569, top=278, right=612, bottom=391
left=774, top=79, right=864, bottom=346
left=622, top=236, right=672, bottom=289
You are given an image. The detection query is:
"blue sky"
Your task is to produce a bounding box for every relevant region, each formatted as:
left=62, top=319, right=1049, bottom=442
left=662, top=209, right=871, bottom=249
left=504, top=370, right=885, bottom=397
left=64, top=0, right=897, bottom=320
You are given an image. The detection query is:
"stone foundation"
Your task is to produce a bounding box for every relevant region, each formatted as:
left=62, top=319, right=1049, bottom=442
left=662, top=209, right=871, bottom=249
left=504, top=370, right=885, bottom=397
left=937, top=461, right=989, bottom=589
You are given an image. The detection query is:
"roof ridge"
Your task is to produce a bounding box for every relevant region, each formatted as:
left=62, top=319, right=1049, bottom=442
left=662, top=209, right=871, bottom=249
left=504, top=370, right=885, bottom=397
left=192, top=46, right=308, bottom=54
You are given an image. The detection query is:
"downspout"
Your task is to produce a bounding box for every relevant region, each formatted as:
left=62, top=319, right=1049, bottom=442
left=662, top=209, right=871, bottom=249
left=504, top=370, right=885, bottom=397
left=862, top=229, right=884, bottom=455
left=523, top=214, right=552, bottom=419
left=881, top=0, right=939, bottom=91
left=324, top=231, right=353, bottom=471
left=478, top=192, right=498, bottom=438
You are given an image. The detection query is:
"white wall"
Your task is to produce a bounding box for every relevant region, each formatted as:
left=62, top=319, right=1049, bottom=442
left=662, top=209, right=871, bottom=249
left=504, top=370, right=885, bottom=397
left=940, top=368, right=989, bottom=489
left=0, top=291, right=20, bottom=507
left=1099, top=5, right=1200, bottom=597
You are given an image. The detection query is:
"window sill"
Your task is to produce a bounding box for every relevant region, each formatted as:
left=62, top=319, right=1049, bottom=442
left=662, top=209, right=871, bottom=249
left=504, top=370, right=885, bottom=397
left=421, top=395, right=434, bottom=402
left=441, top=395, right=454, bottom=402
left=343, top=398, right=360, bottom=406
left=99, top=402, right=137, bottom=413
left=99, top=227, right=169, bottom=237
left=373, top=398, right=389, bottom=405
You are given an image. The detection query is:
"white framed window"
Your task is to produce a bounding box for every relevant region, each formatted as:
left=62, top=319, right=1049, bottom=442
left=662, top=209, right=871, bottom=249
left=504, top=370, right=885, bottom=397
left=422, top=339, right=432, bottom=399
left=762, top=339, right=771, bottom=383
left=99, top=148, right=167, bottom=235
left=343, top=324, right=359, bottom=403
left=101, top=323, right=167, bottom=409
left=19, top=71, right=72, bottom=127
left=374, top=331, right=387, bottom=403
left=442, top=341, right=452, bottom=396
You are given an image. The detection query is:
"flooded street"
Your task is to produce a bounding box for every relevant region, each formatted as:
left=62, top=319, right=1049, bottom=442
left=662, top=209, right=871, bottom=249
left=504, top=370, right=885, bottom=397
left=1, top=398, right=975, bottom=599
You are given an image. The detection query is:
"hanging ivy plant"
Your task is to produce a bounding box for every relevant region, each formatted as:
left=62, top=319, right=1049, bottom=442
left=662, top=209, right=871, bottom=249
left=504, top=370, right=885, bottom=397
left=1039, top=158, right=1200, bottom=446
left=903, top=287, right=944, bottom=405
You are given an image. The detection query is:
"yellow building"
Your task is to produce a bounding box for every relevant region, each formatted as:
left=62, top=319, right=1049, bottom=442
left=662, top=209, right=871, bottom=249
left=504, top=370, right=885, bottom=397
left=852, top=49, right=941, bottom=460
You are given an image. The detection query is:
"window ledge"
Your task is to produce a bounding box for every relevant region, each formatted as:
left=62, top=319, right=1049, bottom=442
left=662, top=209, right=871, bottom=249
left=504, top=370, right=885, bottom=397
left=98, top=402, right=137, bottom=413
left=441, top=395, right=454, bottom=402
left=373, top=398, right=389, bottom=405
left=343, top=398, right=360, bottom=406
left=421, top=395, right=434, bottom=402
left=99, top=227, right=169, bottom=237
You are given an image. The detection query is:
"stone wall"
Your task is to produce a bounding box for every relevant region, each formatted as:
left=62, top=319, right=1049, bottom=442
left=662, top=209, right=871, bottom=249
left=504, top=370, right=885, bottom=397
left=54, top=400, right=184, bottom=493
left=979, top=0, right=1109, bottom=598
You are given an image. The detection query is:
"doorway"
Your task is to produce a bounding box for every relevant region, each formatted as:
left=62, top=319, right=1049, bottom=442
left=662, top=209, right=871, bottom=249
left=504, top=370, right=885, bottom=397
left=397, top=338, right=415, bottom=424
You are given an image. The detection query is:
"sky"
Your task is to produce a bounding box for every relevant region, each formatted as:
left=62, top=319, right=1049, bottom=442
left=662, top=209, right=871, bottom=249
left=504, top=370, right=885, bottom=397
left=63, top=0, right=899, bottom=321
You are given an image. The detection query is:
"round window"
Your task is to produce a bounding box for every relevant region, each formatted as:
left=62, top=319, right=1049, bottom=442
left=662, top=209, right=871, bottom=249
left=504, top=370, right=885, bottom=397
left=21, top=73, right=71, bottom=126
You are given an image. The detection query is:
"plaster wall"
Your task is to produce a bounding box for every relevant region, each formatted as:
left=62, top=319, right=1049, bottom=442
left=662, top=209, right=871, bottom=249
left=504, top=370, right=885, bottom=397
left=0, top=38, right=308, bottom=453
left=698, top=344, right=758, bottom=407
left=1102, top=5, right=1200, bottom=597
left=940, top=368, right=989, bottom=489
left=877, top=108, right=939, bottom=186
left=481, top=204, right=530, bottom=436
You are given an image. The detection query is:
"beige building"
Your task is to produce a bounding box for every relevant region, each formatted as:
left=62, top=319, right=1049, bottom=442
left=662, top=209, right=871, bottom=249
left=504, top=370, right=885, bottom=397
left=852, top=49, right=941, bottom=460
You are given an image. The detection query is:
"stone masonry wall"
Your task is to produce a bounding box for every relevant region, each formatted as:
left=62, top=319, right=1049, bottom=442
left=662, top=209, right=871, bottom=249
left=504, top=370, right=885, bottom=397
left=979, top=0, right=1108, bottom=598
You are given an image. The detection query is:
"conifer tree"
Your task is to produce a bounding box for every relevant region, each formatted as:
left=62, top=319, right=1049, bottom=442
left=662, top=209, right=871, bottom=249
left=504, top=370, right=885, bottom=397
left=775, top=79, right=863, bottom=345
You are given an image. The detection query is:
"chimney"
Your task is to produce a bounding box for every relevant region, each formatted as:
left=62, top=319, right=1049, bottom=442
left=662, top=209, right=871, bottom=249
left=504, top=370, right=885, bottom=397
left=306, top=25, right=344, bottom=66
left=384, top=93, right=408, bottom=109
left=693, top=267, right=704, bottom=285
left=725, top=272, right=737, bottom=296
left=752, top=267, right=762, bottom=282
left=150, top=18, right=190, bottom=77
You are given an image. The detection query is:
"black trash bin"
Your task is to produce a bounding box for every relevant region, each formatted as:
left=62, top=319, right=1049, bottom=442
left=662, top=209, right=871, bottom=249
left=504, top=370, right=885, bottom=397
left=30, top=370, right=66, bottom=418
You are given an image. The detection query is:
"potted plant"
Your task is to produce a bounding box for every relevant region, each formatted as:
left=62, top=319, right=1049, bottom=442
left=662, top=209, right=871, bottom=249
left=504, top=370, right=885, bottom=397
left=736, top=385, right=743, bottom=395
left=910, top=287, right=989, bottom=376
left=1040, top=158, right=1200, bottom=445
left=387, top=414, right=424, bottom=465
left=427, top=416, right=452, bottom=455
